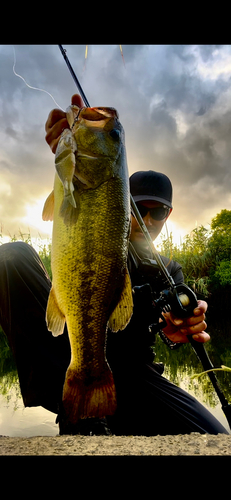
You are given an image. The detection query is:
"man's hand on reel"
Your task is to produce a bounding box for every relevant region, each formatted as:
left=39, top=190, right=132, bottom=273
left=161, top=300, right=209, bottom=344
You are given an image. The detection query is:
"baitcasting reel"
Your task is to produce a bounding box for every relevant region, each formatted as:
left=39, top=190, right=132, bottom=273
left=156, top=282, right=198, bottom=319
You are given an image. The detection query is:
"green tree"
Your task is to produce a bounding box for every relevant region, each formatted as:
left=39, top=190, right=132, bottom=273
left=207, top=209, right=231, bottom=290
left=208, top=209, right=231, bottom=262
left=160, top=210, right=231, bottom=295
left=160, top=225, right=210, bottom=297
left=211, top=209, right=231, bottom=232
left=214, top=260, right=231, bottom=287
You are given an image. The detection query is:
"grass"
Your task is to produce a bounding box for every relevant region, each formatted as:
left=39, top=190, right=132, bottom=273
left=0, top=229, right=52, bottom=399
left=0, top=229, right=52, bottom=279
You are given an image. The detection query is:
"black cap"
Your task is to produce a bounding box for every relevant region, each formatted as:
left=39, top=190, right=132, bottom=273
left=129, top=170, right=173, bottom=209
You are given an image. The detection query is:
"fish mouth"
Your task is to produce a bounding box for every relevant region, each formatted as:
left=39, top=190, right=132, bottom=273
left=71, top=107, right=120, bottom=133
left=70, top=106, right=119, bottom=131
left=80, top=107, right=119, bottom=122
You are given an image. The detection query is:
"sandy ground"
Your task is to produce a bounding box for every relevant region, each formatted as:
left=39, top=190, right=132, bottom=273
left=0, top=433, right=231, bottom=455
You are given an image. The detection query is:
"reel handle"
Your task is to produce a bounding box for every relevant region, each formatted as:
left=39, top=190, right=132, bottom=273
left=170, top=283, right=198, bottom=318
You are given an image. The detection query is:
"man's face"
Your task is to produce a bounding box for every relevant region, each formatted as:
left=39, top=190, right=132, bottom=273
left=130, top=200, right=172, bottom=245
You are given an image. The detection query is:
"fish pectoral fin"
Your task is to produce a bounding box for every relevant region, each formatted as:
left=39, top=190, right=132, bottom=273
left=59, top=188, right=80, bottom=225
left=42, top=190, right=54, bottom=221
left=46, top=286, right=66, bottom=337
left=108, top=267, right=133, bottom=332
left=63, top=180, right=76, bottom=208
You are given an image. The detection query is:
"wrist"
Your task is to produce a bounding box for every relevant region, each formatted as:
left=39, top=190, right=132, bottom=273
left=158, top=329, right=183, bottom=350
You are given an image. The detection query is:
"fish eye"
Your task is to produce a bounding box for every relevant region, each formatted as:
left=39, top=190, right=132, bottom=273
left=109, top=128, right=120, bottom=141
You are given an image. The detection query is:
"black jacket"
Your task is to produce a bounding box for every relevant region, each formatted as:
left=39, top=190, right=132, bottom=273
left=106, top=248, right=183, bottom=372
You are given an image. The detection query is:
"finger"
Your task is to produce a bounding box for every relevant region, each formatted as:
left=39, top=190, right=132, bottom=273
left=71, top=94, right=85, bottom=108
left=191, top=331, right=210, bottom=343
left=193, top=300, right=208, bottom=315
left=186, top=312, right=206, bottom=326
left=45, top=117, right=69, bottom=153
left=174, top=331, right=210, bottom=344
left=49, top=136, right=61, bottom=155
left=180, top=318, right=207, bottom=336
left=45, top=108, right=66, bottom=133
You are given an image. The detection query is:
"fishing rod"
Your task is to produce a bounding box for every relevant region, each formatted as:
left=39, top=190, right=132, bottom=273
left=58, top=45, right=90, bottom=108
left=58, top=44, right=231, bottom=430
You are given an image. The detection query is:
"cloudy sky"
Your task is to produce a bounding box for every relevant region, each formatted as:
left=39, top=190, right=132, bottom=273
left=1, top=44, right=231, bottom=246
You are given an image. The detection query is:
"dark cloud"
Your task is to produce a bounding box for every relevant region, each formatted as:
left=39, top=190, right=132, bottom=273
left=5, top=126, right=18, bottom=139
left=196, top=105, right=207, bottom=116
left=198, top=45, right=223, bottom=62
left=1, top=44, right=231, bottom=240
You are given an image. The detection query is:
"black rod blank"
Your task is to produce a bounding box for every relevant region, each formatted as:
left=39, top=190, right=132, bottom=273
left=58, top=45, right=90, bottom=108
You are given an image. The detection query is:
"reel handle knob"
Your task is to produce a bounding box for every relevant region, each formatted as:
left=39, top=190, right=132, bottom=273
left=171, top=283, right=198, bottom=318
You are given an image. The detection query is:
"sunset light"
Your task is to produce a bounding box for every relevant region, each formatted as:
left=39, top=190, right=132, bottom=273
left=1, top=45, right=231, bottom=250
left=22, top=197, right=53, bottom=238
left=155, top=219, right=187, bottom=251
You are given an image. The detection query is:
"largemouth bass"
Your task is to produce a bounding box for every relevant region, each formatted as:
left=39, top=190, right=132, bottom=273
left=42, top=105, right=133, bottom=424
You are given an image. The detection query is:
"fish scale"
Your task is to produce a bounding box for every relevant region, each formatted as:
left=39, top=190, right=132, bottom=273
left=42, top=106, right=133, bottom=425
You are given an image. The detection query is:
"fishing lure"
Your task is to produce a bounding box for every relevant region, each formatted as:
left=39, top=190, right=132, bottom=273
left=83, top=44, right=125, bottom=71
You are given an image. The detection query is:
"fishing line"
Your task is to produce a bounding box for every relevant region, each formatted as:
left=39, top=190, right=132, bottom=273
left=12, top=46, right=65, bottom=111
left=164, top=219, right=172, bottom=267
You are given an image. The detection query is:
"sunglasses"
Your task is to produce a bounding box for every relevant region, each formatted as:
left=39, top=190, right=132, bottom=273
left=136, top=203, right=170, bottom=221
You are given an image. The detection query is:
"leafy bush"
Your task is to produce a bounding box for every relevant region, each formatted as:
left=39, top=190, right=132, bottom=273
left=214, top=260, right=231, bottom=286
left=160, top=209, right=231, bottom=298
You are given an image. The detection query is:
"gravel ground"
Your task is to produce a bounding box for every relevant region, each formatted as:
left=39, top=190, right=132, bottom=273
left=1, top=433, right=231, bottom=455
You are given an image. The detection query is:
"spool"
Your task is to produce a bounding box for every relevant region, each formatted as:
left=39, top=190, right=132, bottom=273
left=178, top=293, right=190, bottom=307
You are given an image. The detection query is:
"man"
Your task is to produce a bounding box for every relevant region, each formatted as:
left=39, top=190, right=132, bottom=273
left=0, top=94, right=227, bottom=435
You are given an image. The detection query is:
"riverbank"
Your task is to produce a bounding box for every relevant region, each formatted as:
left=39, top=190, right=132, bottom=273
left=0, top=433, right=231, bottom=455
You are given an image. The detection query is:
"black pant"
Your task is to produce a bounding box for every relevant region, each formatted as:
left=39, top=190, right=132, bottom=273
left=0, top=242, right=228, bottom=435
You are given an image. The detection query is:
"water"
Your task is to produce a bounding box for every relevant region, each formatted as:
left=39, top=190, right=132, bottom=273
left=0, top=370, right=230, bottom=437
left=0, top=367, right=229, bottom=437
left=0, top=324, right=231, bottom=437
left=162, top=366, right=230, bottom=433
left=0, top=390, right=58, bottom=437
left=154, top=329, right=231, bottom=434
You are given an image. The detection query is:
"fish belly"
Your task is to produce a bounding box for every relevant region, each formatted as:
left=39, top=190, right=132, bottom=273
left=51, top=174, right=130, bottom=423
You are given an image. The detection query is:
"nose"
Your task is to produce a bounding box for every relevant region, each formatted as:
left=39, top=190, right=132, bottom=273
left=142, top=211, right=155, bottom=227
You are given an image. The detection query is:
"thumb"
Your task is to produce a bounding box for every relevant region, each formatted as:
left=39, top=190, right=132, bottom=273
left=71, top=94, right=85, bottom=108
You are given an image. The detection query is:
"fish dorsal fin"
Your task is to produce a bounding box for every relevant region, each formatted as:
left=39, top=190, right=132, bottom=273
left=108, top=267, right=133, bottom=332
left=46, top=286, right=66, bottom=336
left=42, top=190, right=54, bottom=221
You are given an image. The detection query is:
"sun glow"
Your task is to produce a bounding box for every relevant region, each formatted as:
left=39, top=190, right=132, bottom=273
left=155, top=219, right=187, bottom=251
left=22, top=197, right=53, bottom=238
left=18, top=197, right=187, bottom=256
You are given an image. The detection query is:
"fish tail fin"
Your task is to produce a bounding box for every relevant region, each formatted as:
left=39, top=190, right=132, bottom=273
left=62, top=364, right=117, bottom=425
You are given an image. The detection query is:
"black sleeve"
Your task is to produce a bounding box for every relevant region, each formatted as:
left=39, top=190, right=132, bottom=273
left=159, top=256, right=184, bottom=285
left=128, top=253, right=184, bottom=298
